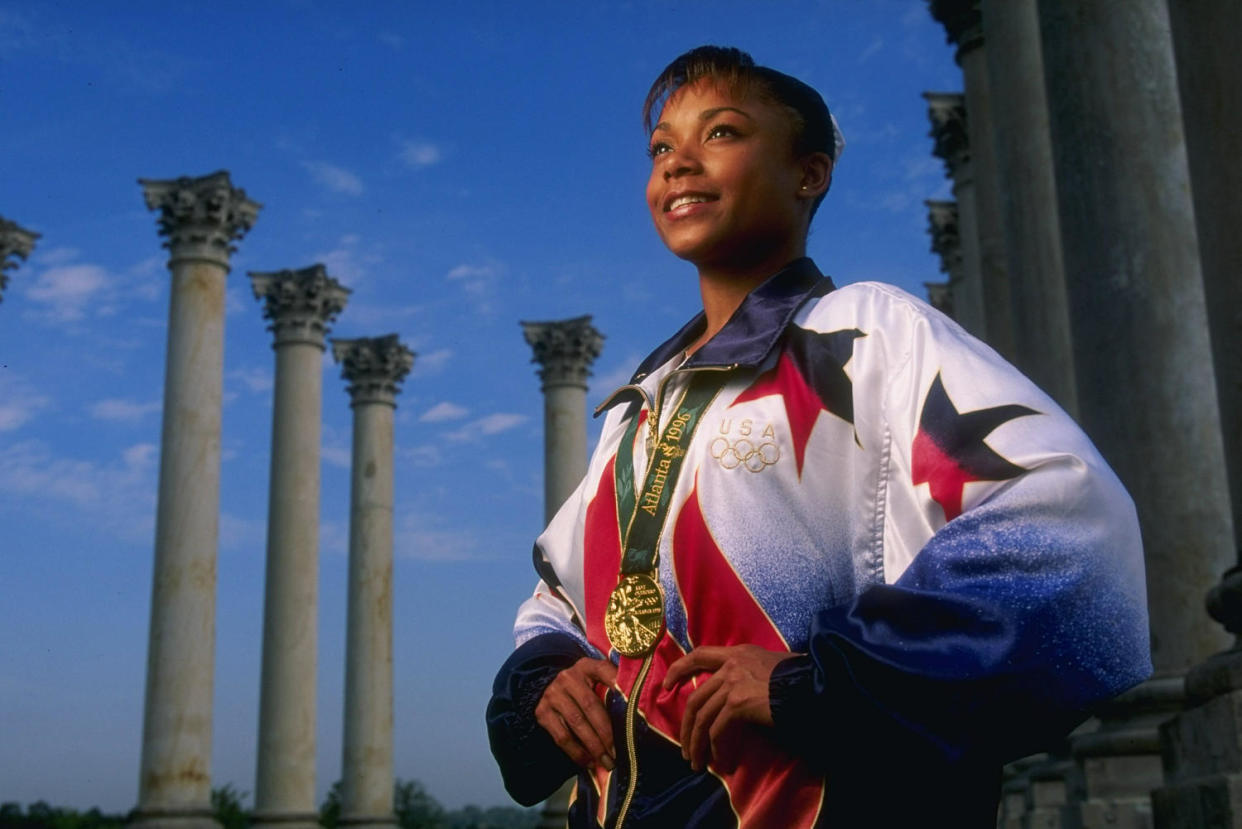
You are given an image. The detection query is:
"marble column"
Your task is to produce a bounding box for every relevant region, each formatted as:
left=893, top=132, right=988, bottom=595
left=0, top=216, right=40, bottom=304
left=929, top=0, right=1016, bottom=361
left=250, top=266, right=349, bottom=829
left=924, top=199, right=961, bottom=320
left=332, top=335, right=414, bottom=829
left=980, top=0, right=1077, bottom=417
left=132, top=171, right=260, bottom=829
left=520, top=316, right=605, bottom=524
left=520, top=316, right=603, bottom=829
left=1151, top=6, right=1242, bottom=822
left=1167, top=0, right=1242, bottom=559
left=1037, top=2, right=1235, bottom=825
left=924, top=93, right=986, bottom=338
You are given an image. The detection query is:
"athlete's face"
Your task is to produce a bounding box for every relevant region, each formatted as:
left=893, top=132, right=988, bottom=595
left=645, top=80, right=810, bottom=270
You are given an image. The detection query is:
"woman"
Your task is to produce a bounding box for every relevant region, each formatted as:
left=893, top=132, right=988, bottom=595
left=487, top=45, right=1150, bottom=827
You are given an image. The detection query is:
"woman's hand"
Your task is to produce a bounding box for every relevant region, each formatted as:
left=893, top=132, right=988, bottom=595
left=535, top=656, right=618, bottom=771
left=663, top=644, right=794, bottom=773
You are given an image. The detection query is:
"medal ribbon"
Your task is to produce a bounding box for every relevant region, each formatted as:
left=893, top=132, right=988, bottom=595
left=616, top=371, right=725, bottom=575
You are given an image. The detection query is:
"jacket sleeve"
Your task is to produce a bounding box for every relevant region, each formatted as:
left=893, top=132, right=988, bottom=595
left=769, top=284, right=1152, bottom=766
left=486, top=467, right=608, bottom=804
left=485, top=630, right=588, bottom=805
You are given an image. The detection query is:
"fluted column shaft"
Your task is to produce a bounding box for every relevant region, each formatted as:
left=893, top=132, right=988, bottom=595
left=931, top=0, right=1016, bottom=360
left=1152, top=5, right=1242, bottom=823
left=1039, top=0, right=1233, bottom=679
left=1168, top=0, right=1242, bottom=558
left=520, top=317, right=603, bottom=827
left=1037, top=3, right=1235, bottom=824
left=981, top=0, right=1076, bottom=416
left=251, top=267, right=349, bottom=829
left=333, top=336, right=414, bottom=829
left=521, top=317, right=605, bottom=523
left=134, top=171, right=260, bottom=829
left=543, top=383, right=587, bottom=523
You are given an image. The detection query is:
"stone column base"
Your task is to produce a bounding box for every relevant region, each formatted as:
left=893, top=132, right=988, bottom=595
left=250, top=811, right=321, bottom=829
left=338, top=814, right=397, bottom=829
left=1153, top=773, right=1242, bottom=828
left=128, top=806, right=220, bottom=829
left=1071, top=678, right=1185, bottom=829
left=1154, top=666, right=1242, bottom=829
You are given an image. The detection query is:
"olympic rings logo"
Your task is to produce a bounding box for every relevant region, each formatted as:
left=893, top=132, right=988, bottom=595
left=709, top=436, right=781, bottom=472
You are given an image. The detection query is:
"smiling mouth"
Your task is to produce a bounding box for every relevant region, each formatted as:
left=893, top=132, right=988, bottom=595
left=664, top=193, right=717, bottom=213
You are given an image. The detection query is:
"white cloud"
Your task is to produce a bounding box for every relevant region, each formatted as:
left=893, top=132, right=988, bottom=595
left=0, top=372, right=51, bottom=432
left=89, top=398, right=162, bottom=422
left=419, top=401, right=469, bottom=423
left=228, top=366, right=274, bottom=394
left=903, top=154, right=944, bottom=182
left=345, top=302, right=423, bottom=326
left=31, top=246, right=79, bottom=266
left=312, top=235, right=381, bottom=287
left=302, top=160, right=364, bottom=196
left=123, top=443, right=158, bottom=468
left=411, top=348, right=452, bottom=377
left=400, top=444, right=442, bottom=467
left=445, top=412, right=527, bottom=442
left=900, top=1, right=926, bottom=27
left=320, top=519, right=349, bottom=556
left=445, top=262, right=502, bottom=314
left=589, top=354, right=641, bottom=397
left=858, top=37, right=884, bottom=63
left=394, top=512, right=479, bottom=561
left=477, top=413, right=528, bottom=434
left=322, top=445, right=351, bottom=469
left=24, top=263, right=110, bottom=321
left=225, top=286, right=249, bottom=317
left=446, top=263, right=495, bottom=283
left=219, top=512, right=265, bottom=553
left=399, top=140, right=443, bottom=169
left=0, top=439, right=157, bottom=543
left=128, top=254, right=166, bottom=301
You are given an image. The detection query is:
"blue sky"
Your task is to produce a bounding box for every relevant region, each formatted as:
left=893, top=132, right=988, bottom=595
left=0, top=1, right=958, bottom=812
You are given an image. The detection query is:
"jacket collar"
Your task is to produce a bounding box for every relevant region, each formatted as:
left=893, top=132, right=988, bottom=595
left=597, top=258, right=833, bottom=415
left=633, top=257, right=832, bottom=376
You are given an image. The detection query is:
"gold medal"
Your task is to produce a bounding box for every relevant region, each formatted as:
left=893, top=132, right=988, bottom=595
left=604, top=572, right=666, bottom=657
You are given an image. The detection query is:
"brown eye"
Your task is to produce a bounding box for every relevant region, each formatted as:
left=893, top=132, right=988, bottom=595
left=647, top=142, right=672, bottom=159
left=706, top=124, right=739, bottom=140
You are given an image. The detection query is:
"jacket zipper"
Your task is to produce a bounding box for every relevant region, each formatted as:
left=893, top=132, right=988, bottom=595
left=611, top=363, right=736, bottom=829
left=613, top=649, right=654, bottom=829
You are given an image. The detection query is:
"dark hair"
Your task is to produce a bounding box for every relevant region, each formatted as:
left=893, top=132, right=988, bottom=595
left=644, top=45, right=836, bottom=162
left=643, top=46, right=837, bottom=216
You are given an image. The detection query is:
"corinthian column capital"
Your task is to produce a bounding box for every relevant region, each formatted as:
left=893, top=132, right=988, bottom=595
left=0, top=216, right=40, bottom=303
left=139, top=170, right=261, bottom=268
left=250, top=264, right=350, bottom=349
left=521, top=315, right=605, bottom=390
left=924, top=92, right=970, bottom=179
left=925, top=199, right=962, bottom=274
left=929, top=0, right=983, bottom=60
left=332, top=335, right=415, bottom=407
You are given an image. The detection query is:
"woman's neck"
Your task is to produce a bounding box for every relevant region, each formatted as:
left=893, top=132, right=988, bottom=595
left=687, top=245, right=805, bottom=354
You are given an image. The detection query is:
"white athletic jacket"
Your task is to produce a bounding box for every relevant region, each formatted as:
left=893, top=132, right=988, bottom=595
left=487, top=258, right=1151, bottom=828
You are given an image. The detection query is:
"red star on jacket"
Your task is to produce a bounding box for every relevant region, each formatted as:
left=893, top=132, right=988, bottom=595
left=912, top=372, right=1038, bottom=522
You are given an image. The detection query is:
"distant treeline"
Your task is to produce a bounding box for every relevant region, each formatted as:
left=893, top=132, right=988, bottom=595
left=1, top=781, right=537, bottom=829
